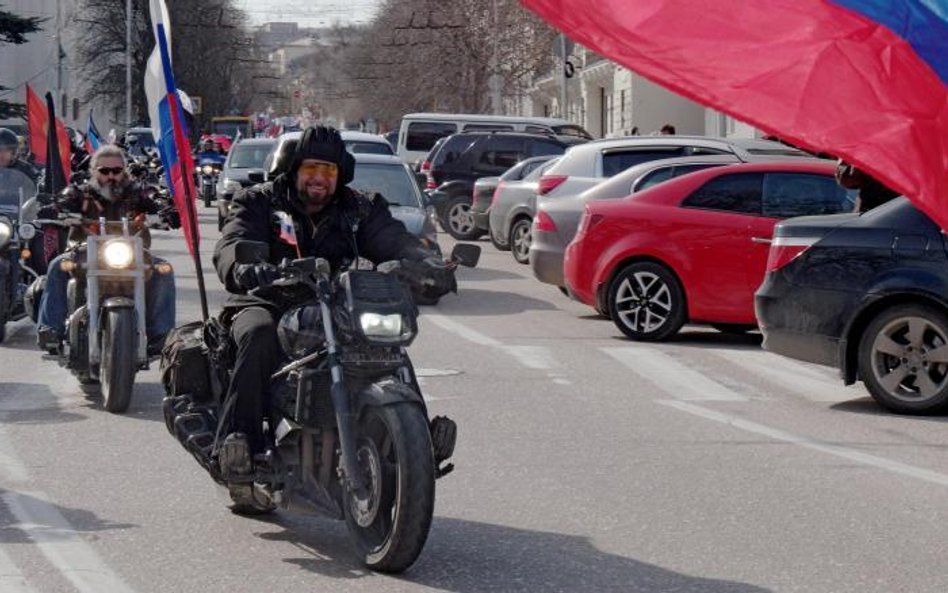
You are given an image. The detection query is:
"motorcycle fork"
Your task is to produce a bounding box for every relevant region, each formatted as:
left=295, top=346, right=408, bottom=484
left=317, top=280, right=369, bottom=496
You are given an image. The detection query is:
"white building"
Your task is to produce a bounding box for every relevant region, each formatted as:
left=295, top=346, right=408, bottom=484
left=526, top=46, right=760, bottom=139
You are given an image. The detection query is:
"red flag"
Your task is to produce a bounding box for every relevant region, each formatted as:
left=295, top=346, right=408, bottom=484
left=26, top=85, right=48, bottom=165
left=520, top=0, right=948, bottom=229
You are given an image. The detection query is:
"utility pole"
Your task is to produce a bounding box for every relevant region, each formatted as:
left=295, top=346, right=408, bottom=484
left=558, top=34, right=568, bottom=119
left=55, top=1, right=62, bottom=113
left=126, top=0, right=133, bottom=128
left=490, top=0, right=502, bottom=115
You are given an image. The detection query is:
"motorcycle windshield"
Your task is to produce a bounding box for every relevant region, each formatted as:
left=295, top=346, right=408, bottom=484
left=0, top=168, right=37, bottom=220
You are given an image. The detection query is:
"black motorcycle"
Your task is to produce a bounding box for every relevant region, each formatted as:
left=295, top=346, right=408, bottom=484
left=162, top=243, right=479, bottom=572
left=197, top=158, right=222, bottom=208
left=0, top=169, right=39, bottom=342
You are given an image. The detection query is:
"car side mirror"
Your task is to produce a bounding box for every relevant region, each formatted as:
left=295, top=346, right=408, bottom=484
left=247, top=171, right=265, bottom=184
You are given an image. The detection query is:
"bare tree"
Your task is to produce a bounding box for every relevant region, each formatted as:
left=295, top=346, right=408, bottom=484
left=0, top=5, right=46, bottom=117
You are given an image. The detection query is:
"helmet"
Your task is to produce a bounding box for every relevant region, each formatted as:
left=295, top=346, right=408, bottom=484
left=0, top=128, right=18, bottom=150
left=290, top=125, right=355, bottom=185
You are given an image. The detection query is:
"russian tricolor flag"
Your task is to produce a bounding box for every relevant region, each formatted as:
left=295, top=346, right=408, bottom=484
left=144, top=0, right=199, bottom=257
left=520, top=0, right=948, bottom=229
left=85, top=110, right=102, bottom=154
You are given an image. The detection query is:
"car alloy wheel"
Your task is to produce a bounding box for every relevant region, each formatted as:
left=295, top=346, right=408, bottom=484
left=510, top=218, right=532, bottom=264
left=444, top=196, right=484, bottom=240
left=858, top=304, right=948, bottom=414
left=608, top=262, right=686, bottom=342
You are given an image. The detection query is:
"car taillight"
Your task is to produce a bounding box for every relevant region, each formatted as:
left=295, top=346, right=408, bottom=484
left=765, top=237, right=817, bottom=272
left=538, top=175, right=568, bottom=196
left=490, top=181, right=506, bottom=207
left=534, top=210, right=558, bottom=232
left=420, top=160, right=431, bottom=172
left=426, top=171, right=437, bottom=190
left=576, top=210, right=604, bottom=236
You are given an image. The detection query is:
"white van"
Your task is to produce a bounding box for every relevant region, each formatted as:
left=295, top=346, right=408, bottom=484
left=396, top=113, right=591, bottom=165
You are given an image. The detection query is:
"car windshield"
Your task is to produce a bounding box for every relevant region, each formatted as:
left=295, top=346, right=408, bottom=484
left=229, top=143, right=274, bottom=168
left=345, top=141, right=394, bottom=155
left=552, top=124, right=592, bottom=139
left=350, top=163, right=421, bottom=208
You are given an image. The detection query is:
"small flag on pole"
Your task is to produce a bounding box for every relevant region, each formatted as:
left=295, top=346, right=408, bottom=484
left=86, top=110, right=102, bottom=153
left=275, top=210, right=301, bottom=257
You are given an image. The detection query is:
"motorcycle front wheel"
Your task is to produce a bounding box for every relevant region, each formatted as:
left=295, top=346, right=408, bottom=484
left=344, top=402, right=435, bottom=573
left=101, top=308, right=136, bottom=413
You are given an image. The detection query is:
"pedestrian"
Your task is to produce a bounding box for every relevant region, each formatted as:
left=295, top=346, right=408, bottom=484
left=660, top=123, right=676, bottom=135
left=835, top=159, right=899, bottom=213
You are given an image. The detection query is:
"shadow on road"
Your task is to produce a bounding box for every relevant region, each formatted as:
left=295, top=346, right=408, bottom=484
left=436, top=288, right=557, bottom=317
left=0, top=383, right=87, bottom=425
left=255, top=516, right=773, bottom=592
left=0, top=489, right=138, bottom=544
left=456, top=266, right=525, bottom=282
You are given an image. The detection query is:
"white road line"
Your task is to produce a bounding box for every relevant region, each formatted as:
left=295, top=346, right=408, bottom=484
left=425, top=314, right=501, bottom=347
left=713, top=350, right=861, bottom=403
left=425, top=314, right=561, bottom=372
left=2, top=492, right=137, bottom=593
left=659, top=400, right=948, bottom=488
left=0, top=547, right=35, bottom=593
left=602, top=346, right=747, bottom=401
left=503, top=346, right=556, bottom=370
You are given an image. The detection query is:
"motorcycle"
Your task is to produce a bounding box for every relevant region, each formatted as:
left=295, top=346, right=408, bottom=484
left=197, top=158, right=223, bottom=208
left=0, top=169, right=39, bottom=342
left=26, top=213, right=173, bottom=412
left=162, top=242, right=480, bottom=572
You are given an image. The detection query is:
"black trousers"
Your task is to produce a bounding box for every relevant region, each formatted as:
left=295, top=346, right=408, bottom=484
left=227, top=306, right=280, bottom=452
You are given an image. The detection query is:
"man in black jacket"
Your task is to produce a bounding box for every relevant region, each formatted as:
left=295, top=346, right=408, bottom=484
left=0, top=128, right=38, bottom=183
left=213, top=126, right=452, bottom=472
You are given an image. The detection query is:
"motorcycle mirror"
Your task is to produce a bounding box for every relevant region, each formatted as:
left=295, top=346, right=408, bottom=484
left=451, top=244, right=481, bottom=268
left=247, top=171, right=266, bottom=184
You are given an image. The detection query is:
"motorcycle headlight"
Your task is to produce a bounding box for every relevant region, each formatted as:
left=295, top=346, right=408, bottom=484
left=0, top=218, right=11, bottom=249
left=202, top=165, right=214, bottom=175
left=18, top=223, right=36, bottom=241
left=359, top=312, right=409, bottom=342
left=102, top=240, right=134, bottom=269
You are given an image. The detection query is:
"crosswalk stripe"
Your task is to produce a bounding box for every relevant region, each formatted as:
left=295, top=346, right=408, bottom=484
left=712, top=349, right=863, bottom=403
left=602, top=346, right=747, bottom=401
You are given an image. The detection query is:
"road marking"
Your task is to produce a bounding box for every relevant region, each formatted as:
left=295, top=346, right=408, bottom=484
left=426, top=314, right=560, bottom=372
left=2, top=492, right=137, bottom=593
left=602, top=346, right=747, bottom=401
left=659, top=400, right=948, bottom=488
left=426, top=314, right=501, bottom=347
left=504, top=346, right=556, bottom=370
left=0, top=547, right=35, bottom=593
left=415, top=368, right=463, bottom=377
left=712, top=350, right=861, bottom=403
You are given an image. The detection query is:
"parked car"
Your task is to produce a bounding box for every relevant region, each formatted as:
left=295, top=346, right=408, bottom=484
left=396, top=112, right=592, bottom=164
left=216, top=137, right=277, bottom=229
left=263, top=130, right=395, bottom=176
left=425, top=131, right=576, bottom=240
left=563, top=161, right=855, bottom=341
left=531, top=154, right=768, bottom=280
left=755, top=197, right=948, bottom=414
left=471, top=155, right=558, bottom=246
left=531, top=136, right=811, bottom=288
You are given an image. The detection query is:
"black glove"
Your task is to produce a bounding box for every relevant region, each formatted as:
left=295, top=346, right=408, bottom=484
left=160, top=207, right=181, bottom=229
left=35, top=205, right=59, bottom=220
left=233, top=262, right=279, bottom=292
left=421, top=257, right=457, bottom=297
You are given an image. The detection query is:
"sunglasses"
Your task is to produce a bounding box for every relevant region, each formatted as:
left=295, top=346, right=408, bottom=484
left=298, top=162, right=338, bottom=178
left=97, top=166, right=125, bottom=176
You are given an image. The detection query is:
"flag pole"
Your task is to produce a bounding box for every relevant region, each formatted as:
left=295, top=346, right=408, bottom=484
left=180, top=149, right=209, bottom=321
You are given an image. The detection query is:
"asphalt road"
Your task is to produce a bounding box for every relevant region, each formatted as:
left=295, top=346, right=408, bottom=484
left=2, top=207, right=948, bottom=592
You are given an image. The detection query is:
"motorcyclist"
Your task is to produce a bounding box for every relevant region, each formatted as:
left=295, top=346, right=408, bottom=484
left=213, top=125, right=454, bottom=474
left=197, top=138, right=225, bottom=165
left=0, top=128, right=39, bottom=183
left=35, top=144, right=181, bottom=353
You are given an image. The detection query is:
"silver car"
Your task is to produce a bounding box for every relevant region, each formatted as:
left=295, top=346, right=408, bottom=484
left=487, top=156, right=561, bottom=263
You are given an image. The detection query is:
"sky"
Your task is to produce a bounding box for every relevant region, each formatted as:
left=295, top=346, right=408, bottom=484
left=236, top=0, right=381, bottom=27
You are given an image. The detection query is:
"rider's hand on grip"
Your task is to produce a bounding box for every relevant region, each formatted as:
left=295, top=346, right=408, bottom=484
left=234, top=262, right=280, bottom=292
left=159, top=207, right=181, bottom=229
left=421, top=257, right=457, bottom=296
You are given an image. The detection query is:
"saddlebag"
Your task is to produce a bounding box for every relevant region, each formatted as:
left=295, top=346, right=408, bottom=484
left=160, top=320, right=212, bottom=402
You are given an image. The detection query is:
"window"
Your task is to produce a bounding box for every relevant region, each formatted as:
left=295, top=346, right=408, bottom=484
left=525, top=125, right=554, bottom=134
left=602, top=147, right=687, bottom=176
left=406, top=122, right=457, bottom=151
left=476, top=137, right=525, bottom=171
left=229, top=144, right=275, bottom=168
left=762, top=172, right=855, bottom=218
left=689, top=146, right=733, bottom=156
left=349, top=164, right=421, bottom=208
left=463, top=124, right=514, bottom=132
left=635, top=168, right=674, bottom=192
left=431, top=135, right=477, bottom=167
left=682, top=173, right=763, bottom=214
left=344, top=141, right=394, bottom=155
left=528, top=139, right=565, bottom=158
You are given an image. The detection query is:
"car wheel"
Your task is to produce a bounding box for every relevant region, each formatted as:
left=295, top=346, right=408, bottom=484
left=607, top=262, right=686, bottom=342
left=509, top=218, right=532, bottom=265
left=444, top=195, right=485, bottom=241
left=858, top=304, right=948, bottom=414
left=489, top=230, right=510, bottom=251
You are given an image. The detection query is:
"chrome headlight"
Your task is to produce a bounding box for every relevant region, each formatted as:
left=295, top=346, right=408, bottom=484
left=359, top=312, right=410, bottom=342
left=201, top=165, right=214, bottom=175
left=0, top=218, right=12, bottom=249
left=102, top=240, right=134, bottom=269
left=17, top=222, right=36, bottom=241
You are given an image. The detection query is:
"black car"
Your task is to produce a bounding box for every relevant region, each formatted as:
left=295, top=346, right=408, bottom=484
left=425, top=131, right=576, bottom=240
left=756, top=197, right=948, bottom=414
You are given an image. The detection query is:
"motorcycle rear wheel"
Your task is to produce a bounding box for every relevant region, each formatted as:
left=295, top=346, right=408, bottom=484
left=101, top=308, right=136, bottom=413
left=344, top=402, right=435, bottom=573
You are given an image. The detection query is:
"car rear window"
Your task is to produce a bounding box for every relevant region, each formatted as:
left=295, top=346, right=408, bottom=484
left=762, top=172, right=856, bottom=217
left=602, top=147, right=688, bottom=176
left=349, top=163, right=420, bottom=208
left=229, top=144, right=274, bottom=168
left=431, top=135, right=478, bottom=167
left=345, top=141, right=394, bottom=155
left=406, top=122, right=458, bottom=152
left=681, top=172, right=763, bottom=214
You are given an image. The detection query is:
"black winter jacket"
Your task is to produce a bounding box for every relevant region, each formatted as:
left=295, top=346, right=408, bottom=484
left=214, top=175, right=430, bottom=309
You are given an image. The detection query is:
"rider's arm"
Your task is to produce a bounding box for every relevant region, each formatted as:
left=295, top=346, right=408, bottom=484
left=213, top=186, right=273, bottom=293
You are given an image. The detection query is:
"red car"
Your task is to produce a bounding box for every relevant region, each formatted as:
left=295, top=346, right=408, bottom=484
left=563, top=161, right=855, bottom=341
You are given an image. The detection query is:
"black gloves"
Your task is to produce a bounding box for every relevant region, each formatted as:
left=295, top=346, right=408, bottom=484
left=233, top=262, right=279, bottom=292
left=159, top=207, right=181, bottom=229
left=420, top=256, right=457, bottom=297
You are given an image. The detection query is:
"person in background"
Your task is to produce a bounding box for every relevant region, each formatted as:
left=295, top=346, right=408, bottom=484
left=835, top=160, right=900, bottom=213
